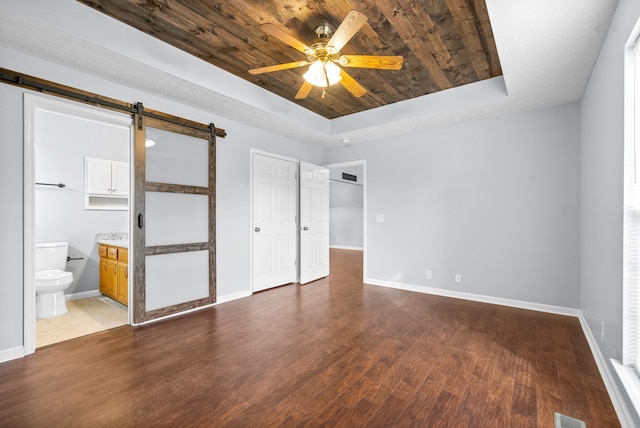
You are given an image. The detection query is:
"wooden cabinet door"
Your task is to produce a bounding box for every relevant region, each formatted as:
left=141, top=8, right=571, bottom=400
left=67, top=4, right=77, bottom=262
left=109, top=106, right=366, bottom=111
left=107, top=259, right=118, bottom=298
left=99, top=257, right=108, bottom=295
left=117, top=248, right=128, bottom=305
left=117, top=262, right=128, bottom=305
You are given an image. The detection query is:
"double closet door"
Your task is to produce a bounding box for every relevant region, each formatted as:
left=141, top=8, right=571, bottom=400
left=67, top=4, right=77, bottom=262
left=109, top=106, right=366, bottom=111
left=251, top=153, right=329, bottom=292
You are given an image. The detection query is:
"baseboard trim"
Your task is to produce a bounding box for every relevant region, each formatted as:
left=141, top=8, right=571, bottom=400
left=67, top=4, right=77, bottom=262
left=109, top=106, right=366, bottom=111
left=65, top=290, right=101, bottom=301
left=330, top=245, right=363, bottom=251
left=578, top=316, right=636, bottom=428
left=216, top=290, right=252, bottom=304
left=365, top=276, right=635, bottom=427
left=0, top=346, right=25, bottom=363
left=365, top=278, right=581, bottom=317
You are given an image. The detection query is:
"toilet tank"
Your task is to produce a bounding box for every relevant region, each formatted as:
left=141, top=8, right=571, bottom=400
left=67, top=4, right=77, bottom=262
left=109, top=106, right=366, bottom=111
left=35, top=242, right=69, bottom=271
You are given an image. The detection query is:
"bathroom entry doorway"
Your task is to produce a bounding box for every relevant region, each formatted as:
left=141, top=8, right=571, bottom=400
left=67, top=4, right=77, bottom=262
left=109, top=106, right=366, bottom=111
left=24, top=94, right=133, bottom=353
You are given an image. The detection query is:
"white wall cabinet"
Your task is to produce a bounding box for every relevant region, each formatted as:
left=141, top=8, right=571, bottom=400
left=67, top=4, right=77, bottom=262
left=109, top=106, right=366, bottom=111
left=85, top=157, right=129, bottom=210
left=110, top=161, right=129, bottom=196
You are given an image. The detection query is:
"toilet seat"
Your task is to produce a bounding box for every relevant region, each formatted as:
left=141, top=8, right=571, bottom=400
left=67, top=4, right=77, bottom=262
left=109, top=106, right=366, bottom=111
left=36, top=269, right=73, bottom=287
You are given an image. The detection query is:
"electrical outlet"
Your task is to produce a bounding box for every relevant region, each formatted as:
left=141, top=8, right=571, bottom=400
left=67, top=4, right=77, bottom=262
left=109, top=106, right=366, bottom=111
left=455, top=274, right=462, bottom=283
left=426, top=270, right=432, bottom=280
left=601, top=321, right=605, bottom=344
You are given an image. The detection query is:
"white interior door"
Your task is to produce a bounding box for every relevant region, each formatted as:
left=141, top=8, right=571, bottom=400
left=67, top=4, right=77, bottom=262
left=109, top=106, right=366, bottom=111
left=252, top=153, right=297, bottom=292
left=300, top=161, right=329, bottom=284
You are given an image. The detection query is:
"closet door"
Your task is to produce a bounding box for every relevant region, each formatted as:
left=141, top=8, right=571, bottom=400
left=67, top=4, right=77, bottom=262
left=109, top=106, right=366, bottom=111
left=251, top=153, right=297, bottom=292
left=133, top=114, right=216, bottom=322
left=299, top=161, right=329, bottom=284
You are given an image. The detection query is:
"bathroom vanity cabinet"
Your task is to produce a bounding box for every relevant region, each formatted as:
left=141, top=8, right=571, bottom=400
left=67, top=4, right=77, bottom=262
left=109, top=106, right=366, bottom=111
left=99, top=244, right=128, bottom=306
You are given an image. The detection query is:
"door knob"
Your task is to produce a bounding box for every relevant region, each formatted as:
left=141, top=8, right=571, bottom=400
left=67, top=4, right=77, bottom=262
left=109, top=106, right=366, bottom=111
left=303, top=226, right=308, bottom=231
left=254, top=227, right=261, bottom=232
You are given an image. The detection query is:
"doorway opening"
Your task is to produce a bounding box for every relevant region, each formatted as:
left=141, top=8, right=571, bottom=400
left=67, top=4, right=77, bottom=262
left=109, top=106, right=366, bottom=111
left=24, top=94, right=133, bottom=351
left=325, top=160, right=367, bottom=281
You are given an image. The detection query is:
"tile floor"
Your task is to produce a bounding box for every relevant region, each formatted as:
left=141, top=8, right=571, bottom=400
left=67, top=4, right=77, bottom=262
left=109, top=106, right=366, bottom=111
left=36, top=296, right=128, bottom=348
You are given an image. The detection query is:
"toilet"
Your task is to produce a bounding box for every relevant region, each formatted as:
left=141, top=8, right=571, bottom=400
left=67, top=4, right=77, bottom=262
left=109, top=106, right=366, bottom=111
left=35, top=242, right=74, bottom=319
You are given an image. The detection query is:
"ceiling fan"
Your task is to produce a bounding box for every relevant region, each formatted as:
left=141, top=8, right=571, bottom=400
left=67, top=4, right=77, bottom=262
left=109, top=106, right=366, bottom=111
left=248, top=10, right=403, bottom=100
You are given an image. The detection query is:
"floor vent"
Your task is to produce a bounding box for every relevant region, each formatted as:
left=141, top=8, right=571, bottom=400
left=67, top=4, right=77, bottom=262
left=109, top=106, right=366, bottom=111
left=99, top=297, right=113, bottom=304
left=554, top=412, right=586, bottom=428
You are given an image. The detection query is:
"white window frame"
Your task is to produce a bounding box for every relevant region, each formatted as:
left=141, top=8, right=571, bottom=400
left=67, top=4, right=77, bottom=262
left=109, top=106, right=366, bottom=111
left=616, top=16, right=640, bottom=418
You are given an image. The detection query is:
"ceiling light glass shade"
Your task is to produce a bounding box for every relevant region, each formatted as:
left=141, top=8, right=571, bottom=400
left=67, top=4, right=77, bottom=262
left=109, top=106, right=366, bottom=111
left=303, top=60, right=342, bottom=87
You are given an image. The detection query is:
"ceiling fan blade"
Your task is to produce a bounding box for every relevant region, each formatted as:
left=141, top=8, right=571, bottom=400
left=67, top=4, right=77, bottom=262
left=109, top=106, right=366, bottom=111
left=339, top=69, right=367, bottom=98
left=249, top=61, right=310, bottom=75
left=260, top=23, right=311, bottom=53
left=295, top=81, right=314, bottom=99
left=327, top=10, right=368, bottom=52
left=337, top=55, right=403, bottom=70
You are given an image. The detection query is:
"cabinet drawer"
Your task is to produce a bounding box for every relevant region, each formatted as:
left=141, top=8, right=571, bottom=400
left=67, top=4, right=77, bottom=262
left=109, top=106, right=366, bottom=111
left=118, top=248, right=128, bottom=262
left=107, top=247, right=118, bottom=260
left=99, top=245, right=107, bottom=258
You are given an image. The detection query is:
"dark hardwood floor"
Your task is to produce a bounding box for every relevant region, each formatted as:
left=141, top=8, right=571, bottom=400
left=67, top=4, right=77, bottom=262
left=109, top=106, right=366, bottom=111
left=0, top=249, right=620, bottom=426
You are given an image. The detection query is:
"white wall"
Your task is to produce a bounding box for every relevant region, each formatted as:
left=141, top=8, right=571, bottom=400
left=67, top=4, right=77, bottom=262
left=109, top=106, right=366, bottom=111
left=323, top=103, right=581, bottom=308
left=33, top=97, right=130, bottom=295
left=0, top=52, right=322, bottom=355
left=580, top=0, right=640, bottom=424
left=0, top=84, right=26, bottom=352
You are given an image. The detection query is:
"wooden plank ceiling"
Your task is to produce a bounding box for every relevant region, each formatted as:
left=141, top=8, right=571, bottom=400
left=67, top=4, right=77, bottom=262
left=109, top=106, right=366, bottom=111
left=76, top=0, right=502, bottom=119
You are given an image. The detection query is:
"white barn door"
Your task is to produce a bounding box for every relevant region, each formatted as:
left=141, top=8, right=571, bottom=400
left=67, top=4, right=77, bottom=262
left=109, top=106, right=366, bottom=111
left=252, top=153, right=297, bottom=292
left=299, top=161, right=329, bottom=284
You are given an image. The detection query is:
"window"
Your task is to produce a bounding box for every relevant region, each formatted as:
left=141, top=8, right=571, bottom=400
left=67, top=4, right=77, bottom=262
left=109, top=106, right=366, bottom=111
left=617, top=17, right=640, bottom=417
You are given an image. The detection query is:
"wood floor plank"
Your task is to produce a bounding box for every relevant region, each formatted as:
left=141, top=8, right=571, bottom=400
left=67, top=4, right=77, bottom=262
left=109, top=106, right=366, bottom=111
left=393, top=352, right=456, bottom=426
left=0, top=249, right=620, bottom=426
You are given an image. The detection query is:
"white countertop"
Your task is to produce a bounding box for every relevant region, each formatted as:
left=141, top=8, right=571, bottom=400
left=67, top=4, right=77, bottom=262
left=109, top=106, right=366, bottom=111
left=96, top=233, right=128, bottom=249
left=97, top=239, right=128, bottom=248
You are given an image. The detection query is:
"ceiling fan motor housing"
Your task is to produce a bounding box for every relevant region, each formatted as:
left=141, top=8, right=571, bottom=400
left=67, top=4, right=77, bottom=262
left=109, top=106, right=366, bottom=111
left=305, top=24, right=340, bottom=63
left=315, top=24, right=331, bottom=38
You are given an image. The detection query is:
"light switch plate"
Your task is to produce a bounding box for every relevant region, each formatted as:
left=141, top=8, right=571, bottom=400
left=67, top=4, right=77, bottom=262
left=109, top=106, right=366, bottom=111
left=376, top=214, right=384, bottom=223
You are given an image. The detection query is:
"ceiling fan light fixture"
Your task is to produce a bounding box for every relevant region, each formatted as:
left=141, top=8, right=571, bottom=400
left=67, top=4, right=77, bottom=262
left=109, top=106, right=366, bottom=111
left=303, top=60, right=342, bottom=87
left=251, top=10, right=400, bottom=100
